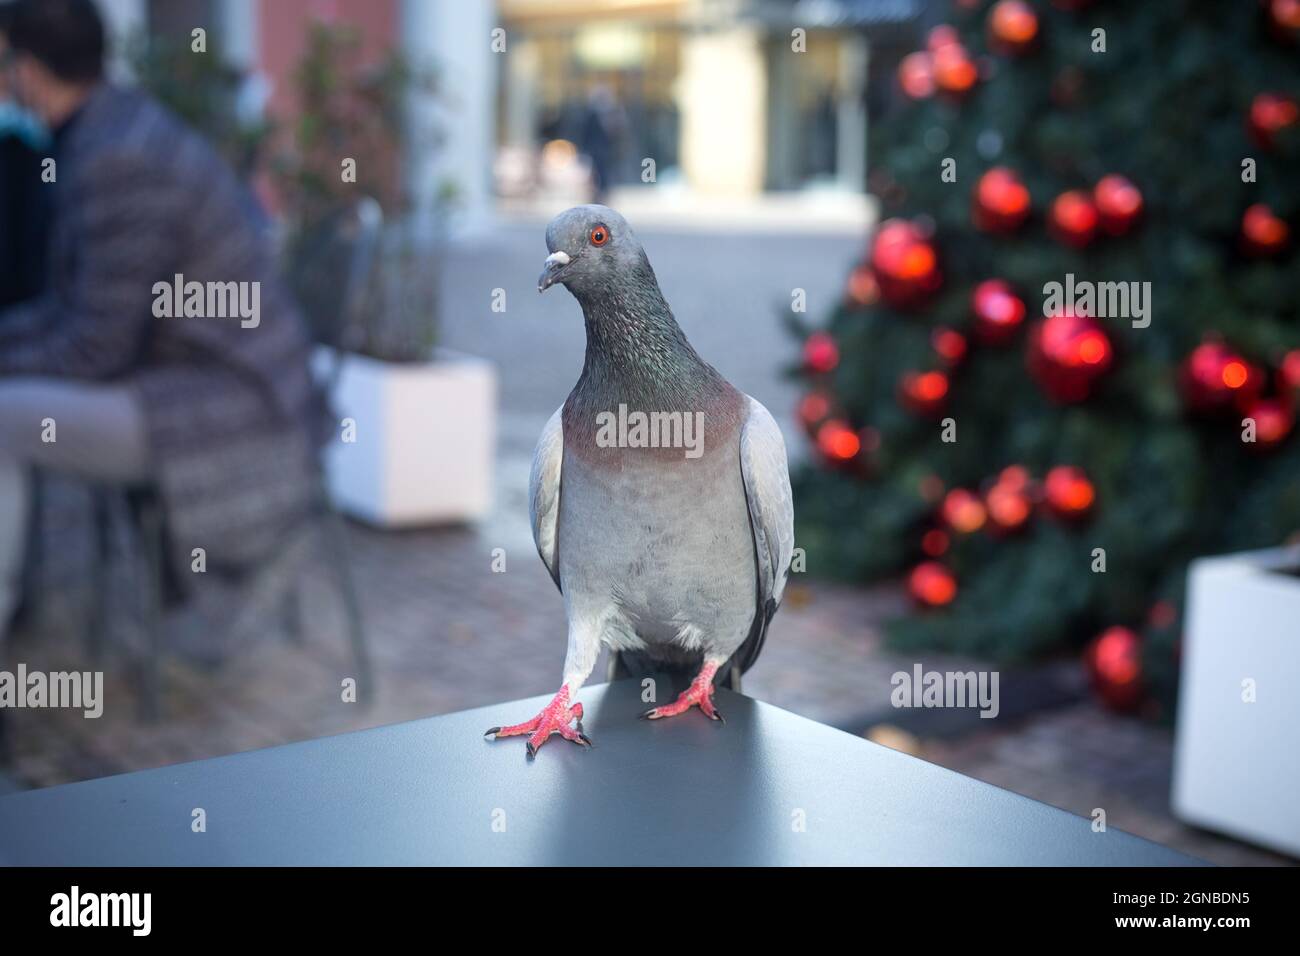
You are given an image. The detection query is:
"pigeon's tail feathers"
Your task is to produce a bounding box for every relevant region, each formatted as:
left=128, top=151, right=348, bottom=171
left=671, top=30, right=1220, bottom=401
left=731, top=394, right=795, bottom=684
left=729, top=596, right=779, bottom=679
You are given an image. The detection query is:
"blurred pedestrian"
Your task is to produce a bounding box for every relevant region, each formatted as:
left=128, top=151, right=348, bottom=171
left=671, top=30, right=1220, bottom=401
left=0, top=0, right=323, bottom=649
left=579, top=85, right=626, bottom=203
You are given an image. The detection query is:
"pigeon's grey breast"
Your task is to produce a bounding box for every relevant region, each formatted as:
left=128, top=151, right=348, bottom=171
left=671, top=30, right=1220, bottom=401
left=528, top=390, right=793, bottom=676
left=555, top=391, right=755, bottom=659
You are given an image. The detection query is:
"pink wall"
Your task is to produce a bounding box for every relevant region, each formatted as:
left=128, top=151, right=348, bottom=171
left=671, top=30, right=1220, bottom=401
left=258, top=0, right=399, bottom=121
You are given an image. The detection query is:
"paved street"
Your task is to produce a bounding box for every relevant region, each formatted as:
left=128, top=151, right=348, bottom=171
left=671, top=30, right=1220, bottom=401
left=2, top=219, right=1291, bottom=866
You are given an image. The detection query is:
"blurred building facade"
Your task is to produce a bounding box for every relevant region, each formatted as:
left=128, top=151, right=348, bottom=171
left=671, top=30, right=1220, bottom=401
left=497, top=0, right=921, bottom=199
left=90, top=0, right=921, bottom=216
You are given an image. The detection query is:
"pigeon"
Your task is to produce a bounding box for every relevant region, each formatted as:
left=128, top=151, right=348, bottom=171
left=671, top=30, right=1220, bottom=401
left=485, top=205, right=794, bottom=758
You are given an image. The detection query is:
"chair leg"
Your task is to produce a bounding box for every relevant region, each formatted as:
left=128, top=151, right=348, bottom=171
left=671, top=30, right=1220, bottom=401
left=137, top=499, right=165, bottom=723
left=320, top=508, right=372, bottom=707
left=87, top=490, right=114, bottom=664
left=282, top=584, right=304, bottom=645
left=20, top=474, right=44, bottom=626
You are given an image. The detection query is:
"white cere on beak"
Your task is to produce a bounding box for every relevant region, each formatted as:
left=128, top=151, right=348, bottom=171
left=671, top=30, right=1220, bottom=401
left=539, top=249, right=574, bottom=292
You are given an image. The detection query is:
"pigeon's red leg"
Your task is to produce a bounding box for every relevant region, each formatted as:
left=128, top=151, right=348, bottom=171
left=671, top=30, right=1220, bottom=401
left=641, top=660, right=725, bottom=723
left=484, top=684, right=591, bottom=758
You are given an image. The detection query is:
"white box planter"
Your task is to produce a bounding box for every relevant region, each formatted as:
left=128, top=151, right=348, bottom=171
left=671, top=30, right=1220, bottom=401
left=317, top=347, right=496, bottom=527
left=1172, top=545, right=1300, bottom=857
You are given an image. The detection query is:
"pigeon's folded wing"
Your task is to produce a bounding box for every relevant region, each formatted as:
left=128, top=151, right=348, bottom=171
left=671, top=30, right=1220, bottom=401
left=739, top=395, right=795, bottom=615
left=529, top=405, right=565, bottom=592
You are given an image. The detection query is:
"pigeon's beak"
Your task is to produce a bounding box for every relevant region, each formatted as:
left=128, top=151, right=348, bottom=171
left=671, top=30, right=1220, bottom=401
left=538, top=251, right=571, bottom=293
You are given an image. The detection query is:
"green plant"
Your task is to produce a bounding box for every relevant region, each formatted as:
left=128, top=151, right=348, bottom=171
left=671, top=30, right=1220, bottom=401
left=276, top=21, right=445, bottom=363
left=357, top=221, right=441, bottom=363
left=129, top=31, right=270, bottom=176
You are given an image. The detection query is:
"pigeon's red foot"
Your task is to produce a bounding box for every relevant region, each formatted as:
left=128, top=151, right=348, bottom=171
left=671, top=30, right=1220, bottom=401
left=484, top=684, right=591, bottom=758
left=641, top=662, right=724, bottom=723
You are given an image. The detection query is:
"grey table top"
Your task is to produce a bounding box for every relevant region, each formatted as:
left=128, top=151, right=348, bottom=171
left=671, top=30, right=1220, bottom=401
left=0, top=680, right=1199, bottom=866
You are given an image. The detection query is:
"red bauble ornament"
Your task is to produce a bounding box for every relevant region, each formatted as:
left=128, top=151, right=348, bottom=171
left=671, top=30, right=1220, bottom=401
left=1148, top=600, right=1178, bottom=631
left=1280, top=349, right=1300, bottom=394
left=816, top=418, right=860, bottom=462
left=921, top=528, right=950, bottom=557
left=932, top=326, right=968, bottom=366
left=1085, top=626, right=1144, bottom=713
left=1266, top=0, right=1300, bottom=41
left=973, top=167, right=1032, bottom=234
left=898, top=52, right=935, bottom=99
left=988, top=0, right=1039, bottom=55
left=928, top=25, right=961, bottom=52
left=845, top=264, right=880, bottom=307
left=796, top=392, right=832, bottom=434
left=1248, top=92, right=1299, bottom=148
left=925, top=26, right=977, bottom=98
left=1241, top=203, right=1290, bottom=256
left=985, top=480, right=1033, bottom=534
left=1049, top=189, right=1100, bottom=247
left=899, top=370, right=950, bottom=417
left=941, top=488, right=987, bottom=534
left=803, top=331, right=839, bottom=373
left=932, top=43, right=978, bottom=97
left=872, top=218, right=923, bottom=252
left=1027, top=310, right=1114, bottom=403
left=1093, top=175, right=1143, bottom=236
left=1180, top=341, right=1262, bottom=414
left=997, top=464, right=1031, bottom=489
left=870, top=219, right=942, bottom=308
left=908, top=561, right=958, bottom=608
left=1043, top=465, right=1096, bottom=520
left=971, top=278, right=1027, bottom=344
left=1241, top=396, right=1296, bottom=451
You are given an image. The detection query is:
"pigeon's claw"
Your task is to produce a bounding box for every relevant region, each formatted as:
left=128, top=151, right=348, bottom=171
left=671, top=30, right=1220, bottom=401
left=485, top=685, right=589, bottom=757
left=641, top=661, right=725, bottom=723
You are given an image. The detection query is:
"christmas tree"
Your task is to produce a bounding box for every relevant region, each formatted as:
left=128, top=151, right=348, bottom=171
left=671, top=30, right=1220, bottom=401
left=790, top=0, right=1300, bottom=715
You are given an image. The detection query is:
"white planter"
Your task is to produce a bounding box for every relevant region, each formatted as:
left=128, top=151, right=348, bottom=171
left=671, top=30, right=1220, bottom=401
left=1172, top=545, right=1300, bottom=857
left=316, top=347, right=496, bottom=527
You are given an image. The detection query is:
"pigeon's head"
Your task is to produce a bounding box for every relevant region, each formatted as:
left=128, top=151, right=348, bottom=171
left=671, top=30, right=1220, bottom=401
left=538, top=204, right=646, bottom=296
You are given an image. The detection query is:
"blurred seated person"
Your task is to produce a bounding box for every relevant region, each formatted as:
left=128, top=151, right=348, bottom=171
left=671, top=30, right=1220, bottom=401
left=0, top=0, right=324, bottom=649
left=0, top=4, right=47, bottom=307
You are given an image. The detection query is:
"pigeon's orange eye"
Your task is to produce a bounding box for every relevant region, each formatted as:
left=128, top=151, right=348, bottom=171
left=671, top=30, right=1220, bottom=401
left=589, top=225, right=609, bottom=246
